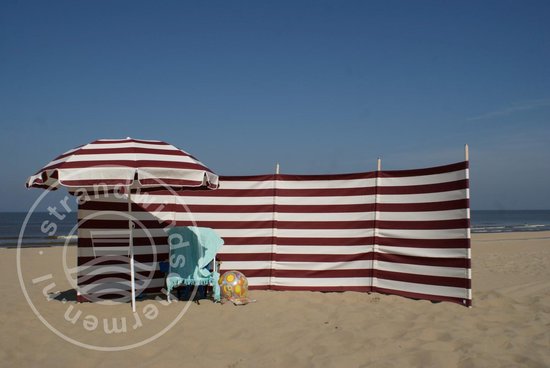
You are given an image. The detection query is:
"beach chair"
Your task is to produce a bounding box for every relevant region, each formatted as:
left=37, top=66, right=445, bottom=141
left=163, top=226, right=224, bottom=303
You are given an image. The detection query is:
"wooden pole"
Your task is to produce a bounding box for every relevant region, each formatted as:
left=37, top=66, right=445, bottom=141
left=464, top=144, right=472, bottom=306
left=128, top=188, right=136, bottom=313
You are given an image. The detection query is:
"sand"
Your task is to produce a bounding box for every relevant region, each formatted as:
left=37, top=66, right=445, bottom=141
left=1, top=232, right=549, bottom=368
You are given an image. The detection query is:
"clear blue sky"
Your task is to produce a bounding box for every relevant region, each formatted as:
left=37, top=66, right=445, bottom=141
left=1, top=0, right=549, bottom=211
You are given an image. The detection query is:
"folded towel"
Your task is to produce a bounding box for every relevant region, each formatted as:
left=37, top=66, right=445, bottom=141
left=166, top=226, right=224, bottom=301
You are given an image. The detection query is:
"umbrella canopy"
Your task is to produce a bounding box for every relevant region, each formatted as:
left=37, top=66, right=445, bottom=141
left=26, top=137, right=219, bottom=311
left=26, top=137, right=218, bottom=190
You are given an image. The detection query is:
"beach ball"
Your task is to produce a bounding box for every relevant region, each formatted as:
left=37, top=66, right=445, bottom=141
left=218, top=270, right=249, bottom=304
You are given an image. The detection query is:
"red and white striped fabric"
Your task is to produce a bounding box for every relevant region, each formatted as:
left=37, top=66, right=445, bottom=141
left=26, top=138, right=218, bottom=190
left=373, top=162, right=471, bottom=306
left=76, top=161, right=471, bottom=306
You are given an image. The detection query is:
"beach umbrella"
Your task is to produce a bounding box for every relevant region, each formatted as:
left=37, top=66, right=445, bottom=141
left=26, top=137, right=219, bottom=311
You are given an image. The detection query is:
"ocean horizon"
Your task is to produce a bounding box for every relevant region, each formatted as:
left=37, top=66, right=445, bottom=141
left=1, top=210, right=550, bottom=248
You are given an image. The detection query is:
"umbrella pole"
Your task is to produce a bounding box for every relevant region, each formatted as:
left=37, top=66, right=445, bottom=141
left=128, top=187, right=136, bottom=313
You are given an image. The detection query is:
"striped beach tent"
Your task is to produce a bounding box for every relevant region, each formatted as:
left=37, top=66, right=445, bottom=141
left=26, top=137, right=219, bottom=311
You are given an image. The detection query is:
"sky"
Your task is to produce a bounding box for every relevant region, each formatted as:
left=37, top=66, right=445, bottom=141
left=1, top=0, right=549, bottom=211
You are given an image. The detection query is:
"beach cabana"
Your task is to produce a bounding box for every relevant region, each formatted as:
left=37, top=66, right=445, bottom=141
left=26, top=137, right=219, bottom=311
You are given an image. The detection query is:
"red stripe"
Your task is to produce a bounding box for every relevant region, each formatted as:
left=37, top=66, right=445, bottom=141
left=78, top=254, right=168, bottom=266
left=78, top=271, right=165, bottom=284
left=221, top=237, right=275, bottom=245
left=278, top=172, right=376, bottom=181
left=81, top=202, right=376, bottom=213
left=378, top=179, right=468, bottom=194
left=376, top=253, right=471, bottom=268
left=61, top=179, right=133, bottom=186
left=278, top=204, right=376, bottom=213
left=376, top=237, right=470, bottom=249
left=376, top=219, right=469, bottom=230
left=220, top=253, right=375, bottom=262
left=277, top=220, right=374, bottom=229
left=277, top=237, right=374, bottom=246
left=182, top=189, right=274, bottom=197
left=138, top=178, right=208, bottom=187
left=271, top=285, right=371, bottom=292
left=375, top=270, right=470, bottom=288
left=71, top=147, right=189, bottom=157
left=78, top=237, right=168, bottom=247
left=44, top=160, right=209, bottom=171
left=373, top=287, right=471, bottom=306
left=219, top=253, right=274, bottom=261
left=186, top=204, right=275, bottom=213
left=273, top=269, right=373, bottom=278
left=377, top=199, right=469, bottom=212
left=275, top=252, right=374, bottom=262
left=183, top=187, right=375, bottom=197
left=79, top=199, right=467, bottom=213
left=78, top=219, right=170, bottom=229
left=219, top=175, right=274, bottom=181
left=380, top=161, right=468, bottom=178
left=173, top=220, right=273, bottom=229
left=222, top=269, right=271, bottom=278
left=92, top=138, right=170, bottom=145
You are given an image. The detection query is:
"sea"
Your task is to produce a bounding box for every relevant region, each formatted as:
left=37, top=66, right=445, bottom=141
left=1, top=210, right=550, bottom=248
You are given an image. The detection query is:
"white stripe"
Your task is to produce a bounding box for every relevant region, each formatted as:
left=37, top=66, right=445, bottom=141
left=242, top=277, right=270, bottom=287
left=80, top=208, right=374, bottom=222
left=78, top=277, right=165, bottom=292
left=221, top=261, right=272, bottom=270
left=275, top=260, right=372, bottom=271
left=215, top=228, right=274, bottom=238
left=78, top=192, right=374, bottom=206
left=277, top=195, right=376, bottom=205
left=138, top=169, right=210, bottom=180
left=377, top=228, right=468, bottom=239
left=376, top=245, right=469, bottom=258
left=373, top=278, right=468, bottom=299
left=278, top=212, right=374, bottom=221
left=171, top=196, right=275, bottom=205
left=376, top=209, right=468, bottom=221
left=177, top=212, right=273, bottom=222
left=272, top=277, right=371, bottom=287
left=79, top=228, right=168, bottom=239
left=277, top=178, right=376, bottom=189
left=378, top=170, right=466, bottom=186
left=378, top=190, right=467, bottom=203
left=87, top=142, right=179, bottom=150
left=59, top=153, right=198, bottom=165
left=277, top=228, right=370, bottom=238
left=217, top=181, right=275, bottom=190
left=78, top=227, right=274, bottom=239
left=276, top=245, right=373, bottom=255
left=78, top=246, right=168, bottom=257
left=218, top=245, right=273, bottom=254
left=78, top=210, right=275, bottom=222
left=76, top=263, right=155, bottom=275
left=59, top=167, right=136, bottom=180
left=375, top=261, right=469, bottom=278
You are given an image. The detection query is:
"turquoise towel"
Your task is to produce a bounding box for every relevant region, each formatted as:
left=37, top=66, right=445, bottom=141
left=166, top=226, right=224, bottom=301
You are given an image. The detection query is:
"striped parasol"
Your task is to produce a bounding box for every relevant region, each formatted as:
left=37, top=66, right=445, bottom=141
left=26, top=137, right=218, bottom=190
left=26, top=137, right=219, bottom=311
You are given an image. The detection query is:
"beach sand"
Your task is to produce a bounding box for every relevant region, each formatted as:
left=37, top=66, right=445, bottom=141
left=1, top=232, right=549, bottom=367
